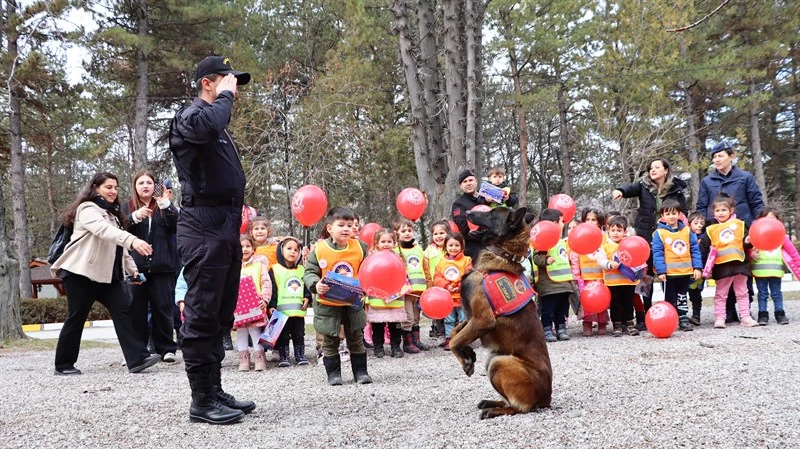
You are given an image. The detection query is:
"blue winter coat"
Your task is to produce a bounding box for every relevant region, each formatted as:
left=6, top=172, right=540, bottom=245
left=696, top=166, right=764, bottom=226
left=651, top=220, right=702, bottom=276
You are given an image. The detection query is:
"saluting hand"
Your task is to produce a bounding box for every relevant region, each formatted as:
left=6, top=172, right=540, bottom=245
left=216, top=73, right=238, bottom=98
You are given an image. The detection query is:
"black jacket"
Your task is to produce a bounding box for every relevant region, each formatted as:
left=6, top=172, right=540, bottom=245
left=121, top=202, right=180, bottom=273
left=169, top=91, right=246, bottom=202
left=617, top=176, right=687, bottom=242
left=451, top=193, right=487, bottom=260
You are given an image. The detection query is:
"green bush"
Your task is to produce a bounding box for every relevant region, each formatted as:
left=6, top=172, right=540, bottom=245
left=20, top=297, right=112, bottom=325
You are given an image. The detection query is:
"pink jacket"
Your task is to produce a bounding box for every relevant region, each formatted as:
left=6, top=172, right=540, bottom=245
left=783, top=237, right=800, bottom=279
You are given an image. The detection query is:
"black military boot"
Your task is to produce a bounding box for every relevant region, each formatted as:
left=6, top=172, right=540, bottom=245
left=411, top=325, right=430, bottom=351
left=322, top=355, right=343, bottom=386
left=211, top=363, right=256, bottom=414
left=350, top=352, right=373, bottom=384
left=293, top=342, right=309, bottom=366
left=188, top=367, right=245, bottom=425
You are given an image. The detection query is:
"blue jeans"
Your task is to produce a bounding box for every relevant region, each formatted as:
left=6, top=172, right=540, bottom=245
left=444, top=306, right=467, bottom=338
left=755, top=277, right=784, bottom=313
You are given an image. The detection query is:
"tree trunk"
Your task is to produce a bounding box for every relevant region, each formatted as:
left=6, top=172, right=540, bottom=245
left=416, top=0, right=447, bottom=185
left=133, top=0, right=150, bottom=170
left=7, top=0, right=31, bottom=298
left=392, top=0, right=441, bottom=215
left=46, top=135, right=58, bottom=233
left=679, top=39, right=702, bottom=206
left=748, top=80, right=766, bottom=195
left=443, top=0, right=467, bottom=174
left=507, top=41, right=528, bottom=208
left=1, top=0, right=25, bottom=339
left=464, top=0, right=485, bottom=174
left=557, top=77, right=573, bottom=195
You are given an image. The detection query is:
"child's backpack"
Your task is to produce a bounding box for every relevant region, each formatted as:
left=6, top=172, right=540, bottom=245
left=47, top=224, right=73, bottom=264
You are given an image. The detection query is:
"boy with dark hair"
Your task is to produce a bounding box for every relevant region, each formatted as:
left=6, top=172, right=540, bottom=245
left=532, top=208, right=577, bottom=342
left=687, top=211, right=706, bottom=325
left=303, top=207, right=372, bottom=386
left=597, top=215, right=642, bottom=336
left=486, top=166, right=518, bottom=208
left=651, top=200, right=703, bottom=332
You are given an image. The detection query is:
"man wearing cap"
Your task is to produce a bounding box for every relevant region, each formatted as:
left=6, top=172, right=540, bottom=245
left=169, top=55, right=253, bottom=425
left=696, top=141, right=764, bottom=323
left=451, top=168, right=488, bottom=260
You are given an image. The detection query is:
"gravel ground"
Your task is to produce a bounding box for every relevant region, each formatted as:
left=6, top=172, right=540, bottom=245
left=1, top=306, right=799, bottom=449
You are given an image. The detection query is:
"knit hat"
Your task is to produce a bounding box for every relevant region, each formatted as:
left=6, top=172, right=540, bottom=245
left=458, top=169, right=475, bottom=184
left=710, top=141, right=733, bottom=156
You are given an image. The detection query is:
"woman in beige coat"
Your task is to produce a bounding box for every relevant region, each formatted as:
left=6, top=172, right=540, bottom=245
left=51, top=172, right=160, bottom=375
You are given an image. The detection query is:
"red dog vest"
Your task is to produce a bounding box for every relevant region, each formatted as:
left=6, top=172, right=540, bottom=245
left=482, top=272, right=534, bottom=317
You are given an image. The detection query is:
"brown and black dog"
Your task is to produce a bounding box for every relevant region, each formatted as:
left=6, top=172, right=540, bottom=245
left=449, top=206, right=552, bottom=419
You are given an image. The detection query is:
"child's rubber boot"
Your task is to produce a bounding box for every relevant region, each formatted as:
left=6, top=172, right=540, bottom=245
left=543, top=327, right=557, bottom=342
left=556, top=324, right=570, bottom=341
left=238, top=350, right=250, bottom=372
left=294, top=344, right=310, bottom=366
left=322, top=355, right=343, bottom=386
left=278, top=345, right=291, bottom=368
left=402, top=332, right=421, bottom=354
left=411, top=326, right=430, bottom=351
left=350, top=352, right=373, bottom=384
left=582, top=321, right=593, bottom=337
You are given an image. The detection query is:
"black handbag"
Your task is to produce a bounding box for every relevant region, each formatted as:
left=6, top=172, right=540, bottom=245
left=47, top=225, right=73, bottom=264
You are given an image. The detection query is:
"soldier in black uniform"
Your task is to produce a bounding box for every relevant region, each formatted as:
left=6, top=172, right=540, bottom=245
left=170, top=56, right=253, bottom=425
left=451, top=169, right=488, bottom=260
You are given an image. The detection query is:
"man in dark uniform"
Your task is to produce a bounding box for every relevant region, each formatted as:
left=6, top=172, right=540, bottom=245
left=170, top=56, right=253, bottom=425
left=451, top=168, right=488, bottom=260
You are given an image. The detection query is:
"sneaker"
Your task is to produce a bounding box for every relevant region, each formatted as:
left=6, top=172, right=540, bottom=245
left=612, top=323, right=623, bottom=337
left=338, top=343, right=350, bottom=362
left=678, top=318, right=693, bottom=332
left=625, top=321, right=640, bottom=336
left=714, top=318, right=726, bottom=329
left=162, top=352, right=177, bottom=363
left=688, top=315, right=701, bottom=326
left=757, top=311, right=769, bottom=326
left=54, top=367, right=82, bottom=376
left=128, top=354, right=160, bottom=373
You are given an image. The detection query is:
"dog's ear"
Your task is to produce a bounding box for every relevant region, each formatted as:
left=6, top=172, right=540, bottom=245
left=524, top=212, right=535, bottom=225
left=506, top=207, right=528, bottom=233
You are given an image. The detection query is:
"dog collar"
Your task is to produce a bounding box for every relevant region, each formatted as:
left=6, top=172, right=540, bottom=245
left=485, top=245, right=526, bottom=264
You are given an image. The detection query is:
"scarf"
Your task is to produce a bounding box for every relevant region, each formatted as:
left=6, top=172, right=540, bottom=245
left=92, top=196, right=122, bottom=227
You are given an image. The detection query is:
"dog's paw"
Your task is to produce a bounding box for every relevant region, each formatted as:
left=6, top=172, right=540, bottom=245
left=461, top=346, right=476, bottom=376
left=479, top=408, right=495, bottom=420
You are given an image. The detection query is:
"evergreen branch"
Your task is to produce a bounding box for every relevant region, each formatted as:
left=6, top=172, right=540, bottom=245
left=666, top=0, right=732, bottom=33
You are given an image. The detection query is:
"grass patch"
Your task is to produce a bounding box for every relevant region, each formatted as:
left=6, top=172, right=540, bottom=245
left=0, top=337, right=116, bottom=354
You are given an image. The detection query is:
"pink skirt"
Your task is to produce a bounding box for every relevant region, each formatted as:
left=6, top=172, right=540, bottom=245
left=582, top=311, right=610, bottom=324
left=367, top=306, right=407, bottom=323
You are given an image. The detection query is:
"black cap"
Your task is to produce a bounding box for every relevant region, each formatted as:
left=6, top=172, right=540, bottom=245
left=709, top=141, right=733, bottom=156
left=194, top=56, right=251, bottom=85
left=458, top=169, right=475, bottom=184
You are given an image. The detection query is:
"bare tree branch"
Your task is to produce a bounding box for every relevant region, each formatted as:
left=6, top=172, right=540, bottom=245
left=666, top=0, right=732, bottom=33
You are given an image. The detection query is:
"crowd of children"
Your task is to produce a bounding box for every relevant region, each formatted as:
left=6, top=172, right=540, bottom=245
left=175, top=167, right=796, bottom=386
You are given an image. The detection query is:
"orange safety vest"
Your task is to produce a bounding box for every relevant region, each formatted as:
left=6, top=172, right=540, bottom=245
left=655, top=226, right=694, bottom=276
left=706, top=219, right=746, bottom=264
left=255, top=243, right=278, bottom=267
left=601, top=241, right=638, bottom=286
left=315, top=239, right=365, bottom=306
left=435, top=255, right=472, bottom=306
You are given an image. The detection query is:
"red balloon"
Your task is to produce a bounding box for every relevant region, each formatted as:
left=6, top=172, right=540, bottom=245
left=239, top=205, right=254, bottom=234
left=396, top=188, right=427, bottom=221
left=359, top=222, right=382, bottom=246
left=548, top=193, right=577, bottom=222
left=749, top=217, right=786, bottom=251
left=645, top=302, right=679, bottom=338
left=568, top=223, right=603, bottom=255
left=448, top=220, right=460, bottom=233
left=420, top=286, right=454, bottom=319
left=358, top=250, right=408, bottom=299
left=292, top=185, right=328, bottom=227
left=529, top=221, right=561, bottom=251
left=580, top=281, right=611, bottom=314
left=617, top=236, right=650, bottom=267
left=467, top=205, right=492, bottom=231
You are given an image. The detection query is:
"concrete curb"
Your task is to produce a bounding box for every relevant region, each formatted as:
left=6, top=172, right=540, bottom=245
left=22, top=319, right=114, bottom=333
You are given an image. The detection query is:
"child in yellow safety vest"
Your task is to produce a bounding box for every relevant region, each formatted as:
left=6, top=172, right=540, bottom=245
left=596, top=215, right=642, bottom=337
left=303, top=207, right=372, bottom=386
left=751, top=208, right=790, bottom=325
left=366, top=229, right=408, bottom=358
left=651, top=199, right=703, bottom=332
left=434, top=232, right=473, bottom=351
left=698, top=195, right=758, bottom=328
left=266, top=236, right=312, bottom=367
left=424, top=220, right=450, bottom=341
left=235, top=234, right=271, bottom=372
left=570, top=209, right=611, bottom=336
left=533, top=208, right=578, bottom=343
left=393, top=217, right=433, bottom=353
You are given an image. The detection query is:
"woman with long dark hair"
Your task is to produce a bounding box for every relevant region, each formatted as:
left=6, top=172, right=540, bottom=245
left=121, top=170, right=181, bottom=362
left=50, top=172, right=160, bottom=375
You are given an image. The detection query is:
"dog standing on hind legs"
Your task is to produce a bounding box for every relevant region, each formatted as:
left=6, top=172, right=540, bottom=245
left=449, top=207, right=553, bottom=419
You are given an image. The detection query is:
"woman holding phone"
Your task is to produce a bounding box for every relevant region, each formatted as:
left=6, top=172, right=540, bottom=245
left=121, top=170, right=182, bottom=362
left=51, top=172, right=160, bottom=375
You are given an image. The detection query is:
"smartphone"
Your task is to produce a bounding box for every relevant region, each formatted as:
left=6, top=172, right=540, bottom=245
left=127, top=273, right=147, bottom=284
left=153, top=183, right=164, bottom=198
